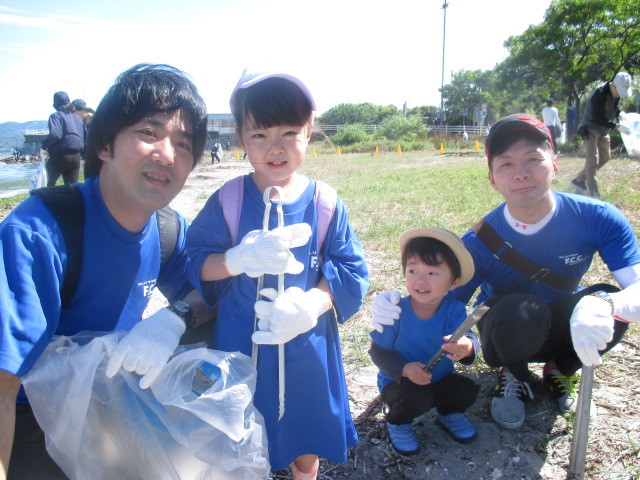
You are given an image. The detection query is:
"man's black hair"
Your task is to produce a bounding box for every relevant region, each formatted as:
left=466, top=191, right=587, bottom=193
left=84, top=63, right=208, bottom=177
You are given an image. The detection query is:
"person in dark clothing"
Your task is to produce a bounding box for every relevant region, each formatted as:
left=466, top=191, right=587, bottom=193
left=571, top=72, right=633, bottom=197
left=42, top=91, right=86, bottom=186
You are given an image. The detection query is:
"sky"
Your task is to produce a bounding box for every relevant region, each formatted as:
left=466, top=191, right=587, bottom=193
left=0, top=0, right=552, bottom=123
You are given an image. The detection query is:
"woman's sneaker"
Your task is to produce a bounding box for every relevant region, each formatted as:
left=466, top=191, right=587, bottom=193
left=491, top=370, right=534, bottom=429
left=386, top=422, right=420, bottom=455
left=436, top=412, right=477, bottom=443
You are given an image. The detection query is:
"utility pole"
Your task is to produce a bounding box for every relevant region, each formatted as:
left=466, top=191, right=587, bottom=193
left=440, top=0, right=448, bottom=125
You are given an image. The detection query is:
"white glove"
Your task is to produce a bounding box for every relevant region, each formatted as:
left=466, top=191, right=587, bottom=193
left=225, top=223, right=312, bottom=277
left=252, top=287, right=332, bottom=344
left=618, top=124, right=631, bottom=135
left=370, top=290, right=402, bottom=333
left=570, top=295, right=614, bottom=366
left=610, top=282, right=640, bottom=323
left=105, top=308, right=186, bottom=389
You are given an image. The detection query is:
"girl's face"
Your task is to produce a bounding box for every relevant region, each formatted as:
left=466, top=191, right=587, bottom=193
left=404, top=254, right=459, bottom=309
left=237, top=113, right=312, bottom=193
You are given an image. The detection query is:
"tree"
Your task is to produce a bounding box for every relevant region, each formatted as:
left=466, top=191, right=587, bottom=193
left=318, top=103, right=398, bottom=125
left=501, top=0, right=640, bottom=136
left=441, top=70, right=499, bottom=125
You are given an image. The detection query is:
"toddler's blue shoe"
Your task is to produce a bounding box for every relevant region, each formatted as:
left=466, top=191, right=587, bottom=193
left=386, top=422, right=420, bottom=455
left=436, top=412, right=477, bottom=443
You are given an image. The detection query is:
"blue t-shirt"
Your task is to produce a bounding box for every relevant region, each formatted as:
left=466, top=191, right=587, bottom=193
left=370, top=296, right=468, bottom=391
left=0, top=177, right=192, bottom=401
left=450, top=191, right=640, bottom=305
left=186, top=174, right=369, bottom=470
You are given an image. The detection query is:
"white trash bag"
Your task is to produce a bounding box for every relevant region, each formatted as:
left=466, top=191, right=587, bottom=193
left=29, top=151, right=48, bottom=192
left=619, top=112, right=640, bottom=158
left=22, top=332, right=270, bottom=480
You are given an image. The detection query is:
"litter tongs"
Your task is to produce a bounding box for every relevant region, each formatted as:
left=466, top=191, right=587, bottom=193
left=252, top=186, right=287, bottom=420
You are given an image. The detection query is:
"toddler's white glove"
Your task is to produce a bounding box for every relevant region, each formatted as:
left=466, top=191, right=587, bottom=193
left=570, top=295, right=614, bottom=366
left=225, top=224, right=312, bottom=277
left=370, top=290, right=402, bottom=333
left=105, top=308, right=185, bottom=389
left=252, top=287, right=332, bottom=344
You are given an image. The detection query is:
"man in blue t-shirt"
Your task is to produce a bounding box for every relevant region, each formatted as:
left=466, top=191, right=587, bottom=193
left=371, top=113, right=640, bottom=431
left=0, top=64, right=217, bottom=478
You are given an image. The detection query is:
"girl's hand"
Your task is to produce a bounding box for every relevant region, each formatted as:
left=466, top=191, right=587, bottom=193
left=402, top=362, right=432, bottom=385
left=442, top=335, right=473, bottom=362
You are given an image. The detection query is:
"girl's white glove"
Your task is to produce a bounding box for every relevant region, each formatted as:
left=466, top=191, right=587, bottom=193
left=370, top=290, right=402, bottom=333
left=225, top=223, right=312, bottom=277
left=105, top=308, right=186, bottom=389
left=252, top=287, right=332, bottom=345
left=570, top=295, right=614, bottom=366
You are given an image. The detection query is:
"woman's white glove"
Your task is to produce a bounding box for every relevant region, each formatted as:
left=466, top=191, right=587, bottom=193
left=225, top=224, right=311, bottom=277
left=105, top=308, right=186, bottom=389
left=370, top=290, right=402, bottom=333
left=252, top=287, right=332, bottom=344
left=570, top=295, right=614, bottom=366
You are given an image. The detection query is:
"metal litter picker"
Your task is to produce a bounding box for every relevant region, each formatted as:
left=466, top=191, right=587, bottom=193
left=252, top=185, right=288, bottom=420
left=423, top=304, right=489, bottom=372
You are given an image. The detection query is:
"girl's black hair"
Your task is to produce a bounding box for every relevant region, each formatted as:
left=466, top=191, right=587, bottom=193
left=232, top=77, right=313, bottom=132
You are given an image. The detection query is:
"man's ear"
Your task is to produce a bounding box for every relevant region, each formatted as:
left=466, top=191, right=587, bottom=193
left=97, top=146, right=110, bottom=162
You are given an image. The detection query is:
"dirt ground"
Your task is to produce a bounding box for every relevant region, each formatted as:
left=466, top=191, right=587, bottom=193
left=162, top=155, right=640, bottom=480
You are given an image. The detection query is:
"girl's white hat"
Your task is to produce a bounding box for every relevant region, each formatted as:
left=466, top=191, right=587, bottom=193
left=229, top=69, right=316, bottom=115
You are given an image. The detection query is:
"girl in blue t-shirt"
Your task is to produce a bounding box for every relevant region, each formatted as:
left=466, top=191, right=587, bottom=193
left=369, top=228, right=480, bottom=455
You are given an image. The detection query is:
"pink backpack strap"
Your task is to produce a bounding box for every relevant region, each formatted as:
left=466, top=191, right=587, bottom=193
left=219, top=175, right=245, bottom=245
left=314, top=180, right=337, bottom=252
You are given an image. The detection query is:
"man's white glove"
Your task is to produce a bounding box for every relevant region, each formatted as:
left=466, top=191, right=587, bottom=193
left=618, top=124, right=632, bottom=135
left=225, top=224, right=312, bottom=277
left=252, top=287, right=332, bottom=344
left=570, top=295, right=614, bottom=366
left=105, top=308, right=186, bottom=389
left=370, top=290, right=402, bottom=333
left=610, top=282, right=640, bottom=323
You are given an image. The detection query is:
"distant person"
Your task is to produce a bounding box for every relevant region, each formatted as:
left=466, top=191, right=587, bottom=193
left=541, top=99, right=562, bottom=153
left=369, top=228, right=479, bottom=455
left=42, top=91, right=85, bottom=186
left=72, top=98, right=95, bottom=125
left=571, top=72, right=633, bottom=197
left=372, top=113, right=640, bottom=431
left=11, top=146, right=22, bottom=161
left=0, top=64, right=214, bottom=478
left=211, top=141, right=220, bottom=163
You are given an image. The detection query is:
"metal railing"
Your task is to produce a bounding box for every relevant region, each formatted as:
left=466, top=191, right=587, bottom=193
left=316, top=124, right=487, bottom=136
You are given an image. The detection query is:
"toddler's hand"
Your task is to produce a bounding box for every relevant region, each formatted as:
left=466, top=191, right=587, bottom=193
left=442, top=335, right=473, bottom=362
left=402, top=362, right=431, bottom=385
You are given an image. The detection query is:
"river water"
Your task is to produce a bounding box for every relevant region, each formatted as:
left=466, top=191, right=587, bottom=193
left=0, top=160, right=38, bottom=198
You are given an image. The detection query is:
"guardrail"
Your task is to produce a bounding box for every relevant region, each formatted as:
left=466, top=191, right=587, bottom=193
left=316, top=124, right=487, bottom=136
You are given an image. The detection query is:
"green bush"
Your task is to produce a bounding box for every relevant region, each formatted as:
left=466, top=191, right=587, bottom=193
left=329, top=124, right=372, bottom=146
left=375, top=115, right=427, bottom=141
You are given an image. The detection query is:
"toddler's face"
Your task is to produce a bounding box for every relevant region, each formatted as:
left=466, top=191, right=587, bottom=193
left=404, top=254, right=458, bottom=307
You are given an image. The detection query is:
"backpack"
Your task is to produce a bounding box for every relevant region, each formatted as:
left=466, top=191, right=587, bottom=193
left=218, top=175, right=337, bottom=251
left=31, top=185, right=180, bottom=308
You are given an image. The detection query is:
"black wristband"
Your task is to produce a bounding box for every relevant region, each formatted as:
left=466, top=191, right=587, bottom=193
left=167, top=300, right=196, bottom=331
